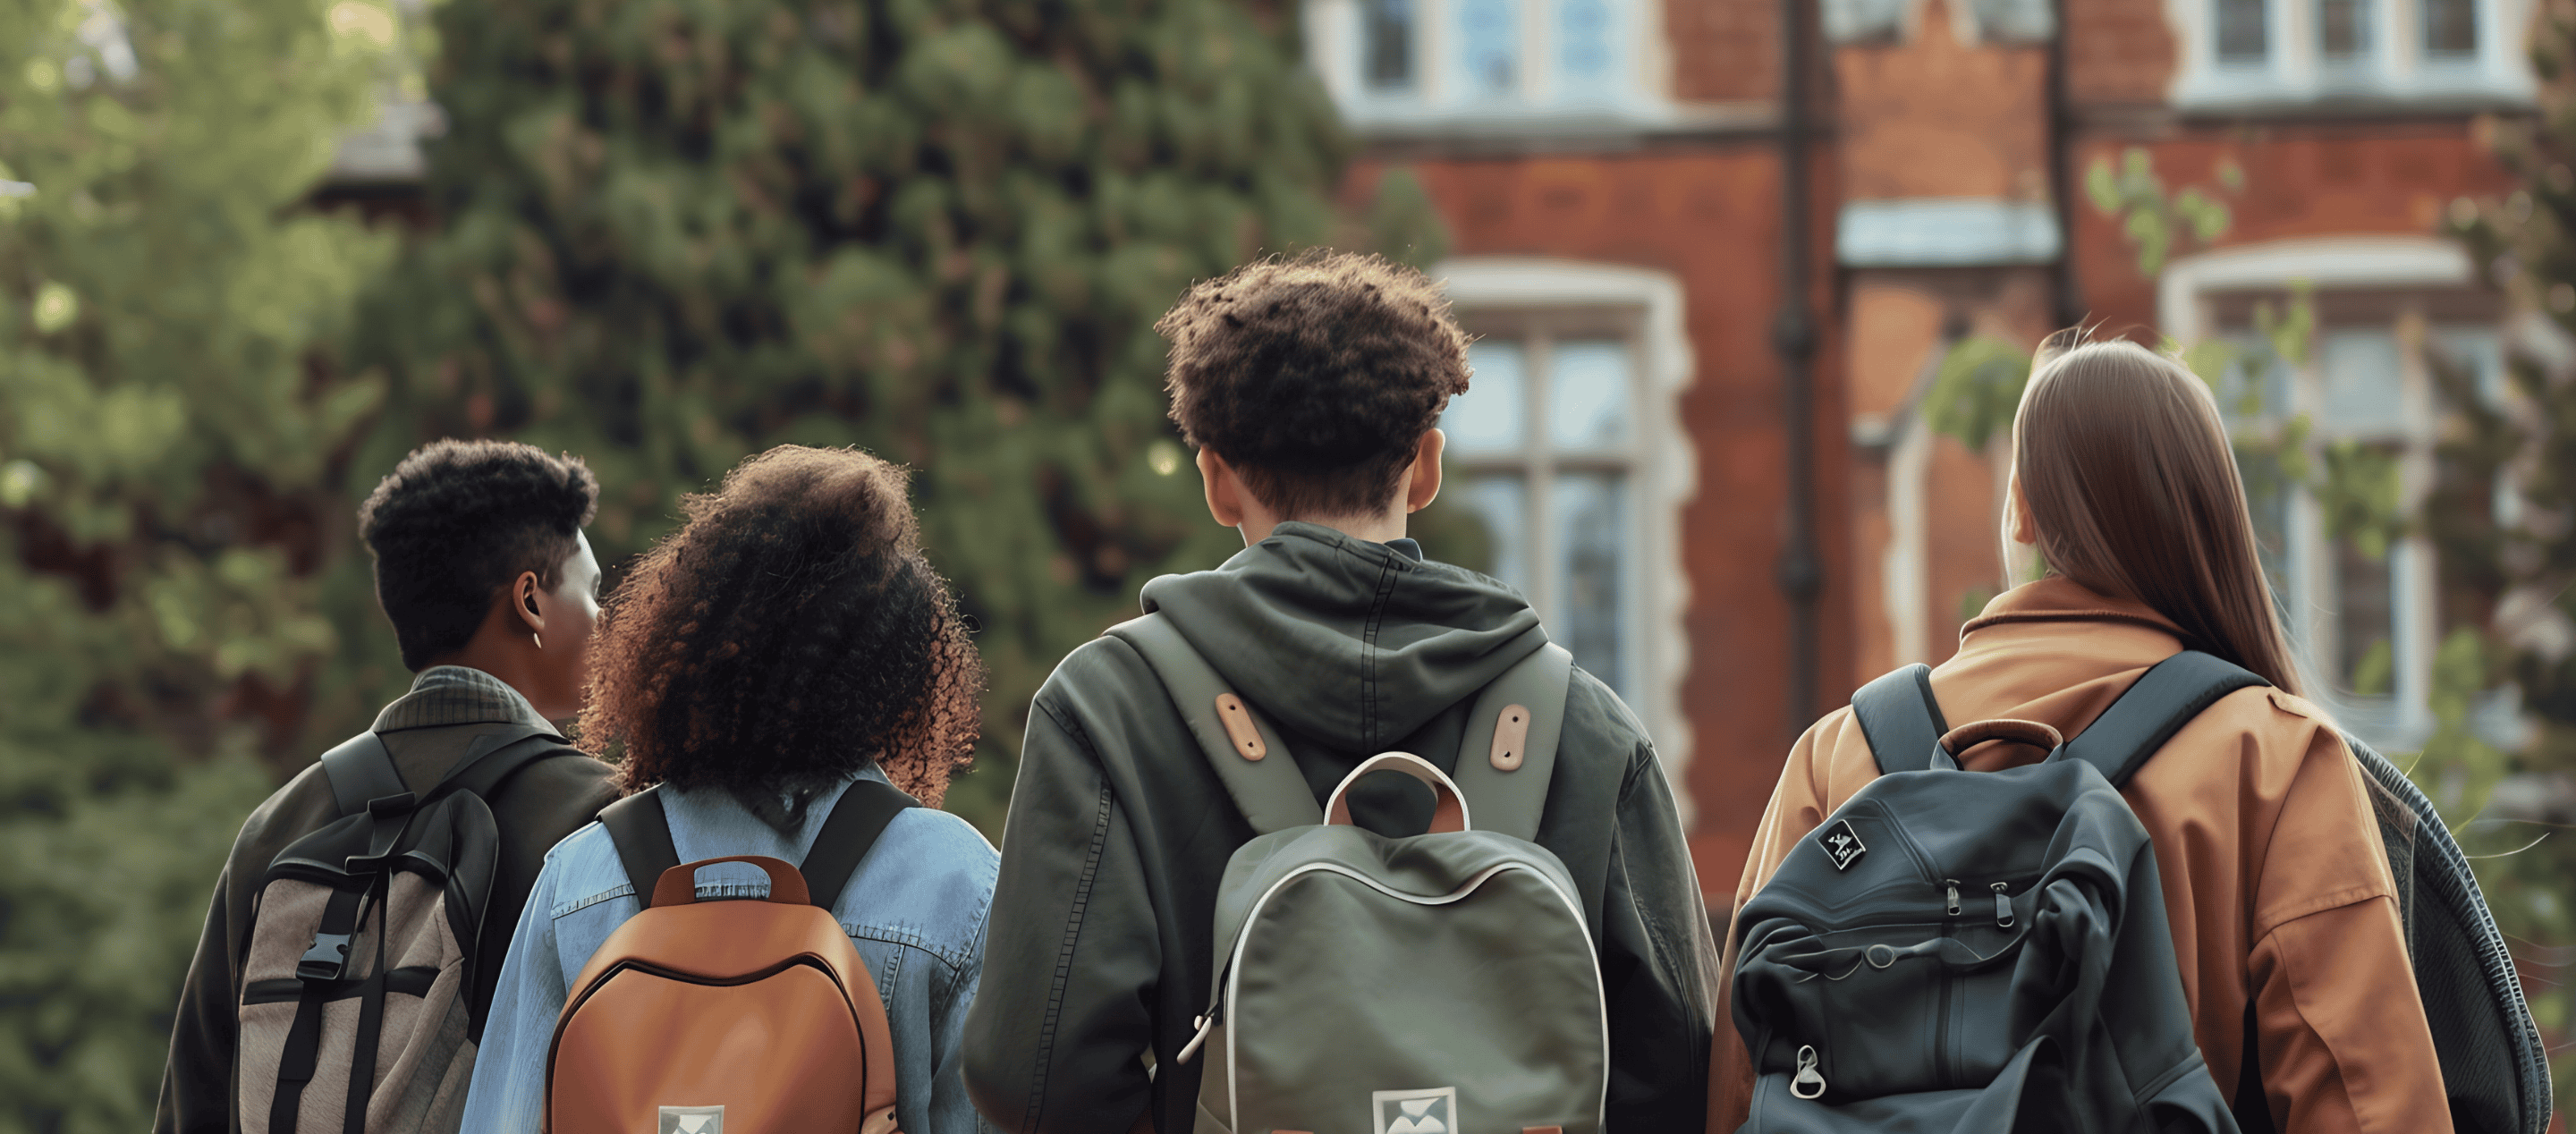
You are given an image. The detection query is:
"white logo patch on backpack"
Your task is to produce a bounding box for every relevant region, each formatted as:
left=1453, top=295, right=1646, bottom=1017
left=659, top=1105, right=724, bottom=1134
left=1373, top=1087, right=1456, bottom=1134
left=1819, top=818, right=1868, bottom=870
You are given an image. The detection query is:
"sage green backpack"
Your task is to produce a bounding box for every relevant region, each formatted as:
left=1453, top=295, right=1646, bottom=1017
left=1106, top=614, right=1607, bottom=1134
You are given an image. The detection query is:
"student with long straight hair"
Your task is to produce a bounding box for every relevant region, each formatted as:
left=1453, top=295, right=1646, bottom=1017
left=459, top=445, right=999, bottom=1134
left=1708, top=337, right=2450, bottom=1131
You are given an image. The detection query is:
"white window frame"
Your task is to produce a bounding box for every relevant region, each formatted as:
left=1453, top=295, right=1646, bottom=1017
left=1434, top=258, right=1699, bottom=817
left=1303, top=0, right=1679, bottom=135
left=2161, top=237, right=2475, bottom=749
left=2166, top=0, right=2535, bottom=107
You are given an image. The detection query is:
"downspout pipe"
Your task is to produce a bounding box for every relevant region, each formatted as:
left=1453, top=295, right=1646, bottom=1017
left=2049, top=0, right=2084, bottom=327
left=1775, top=0, right=1825, bottom=731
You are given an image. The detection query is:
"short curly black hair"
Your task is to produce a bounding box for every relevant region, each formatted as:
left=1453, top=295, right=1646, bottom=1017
left=358, top=440, right=599, bottom=672
left=577, top=445, right=986, bottom=806
left=1156, top=250, right=1472, bottom=518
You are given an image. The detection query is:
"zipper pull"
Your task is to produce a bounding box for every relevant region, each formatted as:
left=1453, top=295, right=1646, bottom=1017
left=1943, top=879, right=1961, bottom=917
left=1791, top=1045, right=1827, bottom=1099
left=1175, top=999, right=1224, bottom=1064
left=1991, top=882, right=2014, bottom=928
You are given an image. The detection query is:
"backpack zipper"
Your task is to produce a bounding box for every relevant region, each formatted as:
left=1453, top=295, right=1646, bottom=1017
left=1936, top=880, right=1958, bottom=1087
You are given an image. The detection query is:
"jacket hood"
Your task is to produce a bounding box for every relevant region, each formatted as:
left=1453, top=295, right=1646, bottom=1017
left=1138, top=521, right=1548, bottom=753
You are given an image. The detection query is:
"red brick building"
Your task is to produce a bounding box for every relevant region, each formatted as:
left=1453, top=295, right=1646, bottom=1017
left=1304, top=0, right=2533, bottom=894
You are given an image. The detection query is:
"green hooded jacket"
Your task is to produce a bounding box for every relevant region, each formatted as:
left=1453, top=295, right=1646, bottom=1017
left=962, top=522, right=1719, bottom=1133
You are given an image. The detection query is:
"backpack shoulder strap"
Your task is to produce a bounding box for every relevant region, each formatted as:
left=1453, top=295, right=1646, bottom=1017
left=1103, top=612, right=1324, bottom=835
left=800, top=777, right=919, bottom=910
left=1852, top=664, right=1949, bottom=774
left=2059, top=650, right=2268, bottom=788
left=318, top=731, right=407, bottom=817
left=1448, top=643, right=1575, bottom=842
left=599, top=787, right=682, bottom=908
left=429, top=726, right=576, bottom=802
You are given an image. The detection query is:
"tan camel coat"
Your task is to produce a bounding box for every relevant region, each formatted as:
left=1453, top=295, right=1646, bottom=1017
left=1709, top=578, right=2450, bottom=1133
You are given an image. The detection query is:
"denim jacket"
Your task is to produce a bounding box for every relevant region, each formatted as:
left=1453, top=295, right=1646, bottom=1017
left=459, top=766, right=1001, bottom=1134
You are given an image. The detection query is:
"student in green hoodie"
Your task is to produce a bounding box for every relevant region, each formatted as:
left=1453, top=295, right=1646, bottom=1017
left=962, top=251, right=1717, bottom=1134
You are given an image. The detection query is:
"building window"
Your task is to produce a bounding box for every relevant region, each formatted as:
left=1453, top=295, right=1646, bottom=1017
left=1419, top=259, right=1697, bottom=816
left=2218, top=0, right=2271, bottom=60
left=2425, top=0, right=2480, bottom=55
left=1364, top=0, right=1417, bottom=90
left=1440, top=332, right=1642, bottom=697
left=2170, top=0, right=2533, bottom=105
left=1303, top=0, right=1672, bottom=131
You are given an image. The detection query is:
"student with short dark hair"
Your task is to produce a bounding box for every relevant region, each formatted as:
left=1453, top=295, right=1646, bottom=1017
left=157, top=440, right=619, bottom=1134
left=962, top=251, right=1719, bottom=1134
left=459, top=444, right=999, bottom=1134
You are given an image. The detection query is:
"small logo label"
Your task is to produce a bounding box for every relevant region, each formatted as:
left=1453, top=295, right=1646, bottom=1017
left=659, top=1106, right=723, bottom=1134
left=1819, top=819, right=1868, bottom=871
left=1373, top=1087, right=1457, bottom=1134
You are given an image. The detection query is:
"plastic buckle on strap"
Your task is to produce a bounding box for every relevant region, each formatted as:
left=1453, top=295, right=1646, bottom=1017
left=297, top=931, right=354, bottom=981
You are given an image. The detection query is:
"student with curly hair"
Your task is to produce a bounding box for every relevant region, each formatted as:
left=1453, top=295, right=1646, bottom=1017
left=962, top=251, right=1717, bottom=1133
left=158, top=440, right=618, bottom=1134
left=459, top=444, right=997, bottom=1134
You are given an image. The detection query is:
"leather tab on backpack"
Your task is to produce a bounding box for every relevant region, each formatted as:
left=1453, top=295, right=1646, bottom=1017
left=1938, top=718, right=2063, bottom=758
left=1215, top=693, right=1267, bottom=760
left=1488, top=703, right=1532, bottom=771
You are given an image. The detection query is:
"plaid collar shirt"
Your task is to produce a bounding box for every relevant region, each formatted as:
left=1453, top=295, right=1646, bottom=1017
left=370, top=665, right=560, bottom=734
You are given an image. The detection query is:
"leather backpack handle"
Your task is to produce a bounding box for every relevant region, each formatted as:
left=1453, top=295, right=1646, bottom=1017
left=1325, top=752, right=1471, bottom=834
left=649, top=855, right=811, bottom=908
left=1939, top=718, right=2064, bottom=758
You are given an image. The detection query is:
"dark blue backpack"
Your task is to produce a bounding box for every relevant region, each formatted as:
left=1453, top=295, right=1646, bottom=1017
left=1731, top=651, right=2551, bottom=1134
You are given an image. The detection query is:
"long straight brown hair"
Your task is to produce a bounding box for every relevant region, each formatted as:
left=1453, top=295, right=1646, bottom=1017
left=2011, top=336, right=2306, bottom=695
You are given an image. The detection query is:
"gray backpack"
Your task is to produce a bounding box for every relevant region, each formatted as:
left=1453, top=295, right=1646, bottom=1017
left=236, top=726, right=575, bottom=1134
left=1732, top=653, right=2247, bottom=1132
left=1106, top=614, right=1606, bottom=1134
left=1837, top=651, right=2551, bottom=1134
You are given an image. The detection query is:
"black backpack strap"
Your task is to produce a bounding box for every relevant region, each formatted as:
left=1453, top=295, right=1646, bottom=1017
left=430, top=727, right=576, bottom=802
left=1852, top=664, right=1950, bottom=774
left=2059, top=650, right=2268, bottom=788
left=318, top=732, right=407, bottom=817
left=599, top=787, right=681, bottom=909
left=800, top=777, right=920, bottom=910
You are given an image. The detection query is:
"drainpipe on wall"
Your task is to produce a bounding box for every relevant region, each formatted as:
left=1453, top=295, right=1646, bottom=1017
left=1775, top=0, right=1825, bottom=731
left=2048, top=0, right=2084, bottom=329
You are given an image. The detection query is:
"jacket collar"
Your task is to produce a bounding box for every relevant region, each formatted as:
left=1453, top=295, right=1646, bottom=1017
left=372, top=665, right=559, bottom=734
left=1960, top=576, right=2188, bottom=646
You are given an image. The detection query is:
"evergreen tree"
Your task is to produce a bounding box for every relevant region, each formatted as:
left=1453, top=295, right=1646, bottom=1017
left=0, top=0, right=400, bottom=1124
left=360, top=0, right=1365, bottom=825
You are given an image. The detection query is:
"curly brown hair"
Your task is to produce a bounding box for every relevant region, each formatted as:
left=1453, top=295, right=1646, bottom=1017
left=1156, top=250, right=1472, bottom=518
left=577, top=445, right=985, bottom=806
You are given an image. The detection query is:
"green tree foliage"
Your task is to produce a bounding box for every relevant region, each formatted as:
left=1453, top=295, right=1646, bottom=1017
left=0, top=0, right=402, bottom=1124
left=2083, top=146, right=2241, bottom=279
left=358, top=0, right=1368, bottom=825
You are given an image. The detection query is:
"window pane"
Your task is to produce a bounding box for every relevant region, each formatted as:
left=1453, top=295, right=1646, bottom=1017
left=1554, top=472, right=1628, bottom=696
left=2318, top=330, right=2406, bottom=435
left=1365, top=0, right=1416, bottom=90
left=2216, top=0, right=2268, bottom=62
left=2424, top=0, right=2478, bottom=56
left=1548, top=340, right=1632, bottom=449
left=1458, top=0, right=1520, bottom=96
left=2318, top=0, right=2371, bottom=60
left=2216, top=341, right=2294, bottom=422
left=1454, top=475, right=1530, bottom=597
left=1557, top=0, right=1616, bottom=96
left=1445, top=340, right=1529, bottom=453
left=2335, top=537, right=2396, bottom=695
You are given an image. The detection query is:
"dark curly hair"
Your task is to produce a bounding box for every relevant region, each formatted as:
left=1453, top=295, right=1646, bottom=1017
left=1156, top=250, right=1472, bottom=518
left=358, top=440, right=600, bottom=672
left=577, top=445, right=985, bottom=806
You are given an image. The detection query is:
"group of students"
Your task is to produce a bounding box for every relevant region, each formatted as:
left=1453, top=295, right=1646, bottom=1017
left=151, top=250, right=2469, bottom=1134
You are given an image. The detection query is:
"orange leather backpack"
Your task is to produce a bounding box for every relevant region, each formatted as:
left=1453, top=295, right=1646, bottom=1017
left=543, top=782, right=913, bottom=1134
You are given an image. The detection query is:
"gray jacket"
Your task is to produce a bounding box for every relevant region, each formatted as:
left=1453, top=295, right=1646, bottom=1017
left=961, top=523, right=1718, bottom=1134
